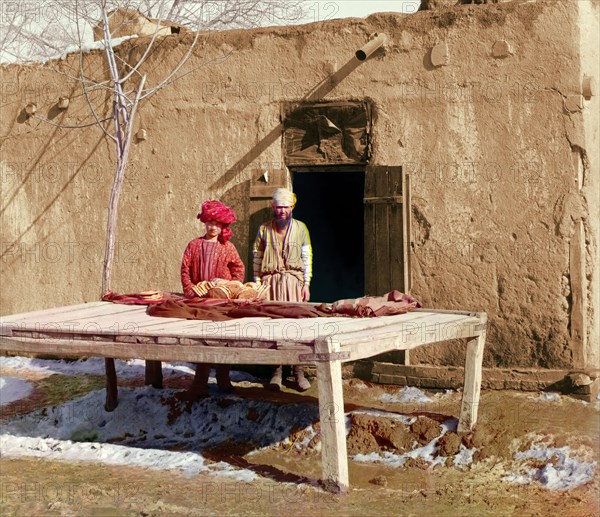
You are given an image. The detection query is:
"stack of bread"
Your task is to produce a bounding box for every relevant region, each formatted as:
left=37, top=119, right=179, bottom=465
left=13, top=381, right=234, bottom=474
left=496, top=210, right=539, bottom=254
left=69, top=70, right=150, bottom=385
left=193, top=279, right=269, bottom=300
left=191, top=281, right=215, bottom=297
left=138, top=290, right=164, bottom=301
left=206, top=284, right=232, bottom=299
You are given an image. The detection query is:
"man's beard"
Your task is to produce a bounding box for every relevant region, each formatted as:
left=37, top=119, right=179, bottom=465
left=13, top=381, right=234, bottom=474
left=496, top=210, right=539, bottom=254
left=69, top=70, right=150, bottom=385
left=275, top=214, right=291, bottom=230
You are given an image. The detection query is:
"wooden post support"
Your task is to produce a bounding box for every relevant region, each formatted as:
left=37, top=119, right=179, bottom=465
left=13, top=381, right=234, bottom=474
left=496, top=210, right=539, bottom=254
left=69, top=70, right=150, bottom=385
left=570, top=220, right=586, bottom=368
left=457, top=321, right=486, bottom=434
left=315, top=336, right=349, bottom=493
left=145, top=360, right=163, bottom=388
left=104, top=358, right=118, bottom=411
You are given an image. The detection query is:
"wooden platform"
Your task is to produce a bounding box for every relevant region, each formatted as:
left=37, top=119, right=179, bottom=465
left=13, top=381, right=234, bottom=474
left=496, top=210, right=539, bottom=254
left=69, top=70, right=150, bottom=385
left=0, top=301, right=487, bottom=492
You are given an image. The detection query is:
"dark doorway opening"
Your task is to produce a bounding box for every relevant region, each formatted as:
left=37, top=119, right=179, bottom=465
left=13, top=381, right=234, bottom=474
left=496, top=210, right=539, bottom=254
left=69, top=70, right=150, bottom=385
left=292, top=169, right=365, bottom=303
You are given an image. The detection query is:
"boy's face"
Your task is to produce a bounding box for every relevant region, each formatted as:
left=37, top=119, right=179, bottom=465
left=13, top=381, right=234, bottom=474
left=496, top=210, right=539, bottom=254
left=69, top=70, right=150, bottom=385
left=204, top=220, right=225, bottom=239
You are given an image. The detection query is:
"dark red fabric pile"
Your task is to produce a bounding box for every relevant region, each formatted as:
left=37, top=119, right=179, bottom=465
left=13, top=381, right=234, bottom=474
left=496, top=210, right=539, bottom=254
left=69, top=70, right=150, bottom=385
left=103, top=290, right=421, bottom=320
left=141, top=290, right=421, bottom=321
left=329, top=290, right=421, bottom=317
left=146, top=299, right=332, bottom=321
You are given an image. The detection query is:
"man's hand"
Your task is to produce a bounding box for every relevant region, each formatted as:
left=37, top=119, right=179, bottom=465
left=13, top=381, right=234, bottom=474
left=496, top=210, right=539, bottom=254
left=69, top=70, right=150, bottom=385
left=302, top=284, right=310, bottom=302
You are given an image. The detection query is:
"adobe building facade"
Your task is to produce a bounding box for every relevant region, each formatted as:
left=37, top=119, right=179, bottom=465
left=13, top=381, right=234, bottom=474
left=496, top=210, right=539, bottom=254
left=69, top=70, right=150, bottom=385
left=1, top=0, right=598, bottom=387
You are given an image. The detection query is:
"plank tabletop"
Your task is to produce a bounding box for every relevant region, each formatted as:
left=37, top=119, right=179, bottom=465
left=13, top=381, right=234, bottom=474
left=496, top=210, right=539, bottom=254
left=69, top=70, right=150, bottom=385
left=1, top=301, right=482, bottom=345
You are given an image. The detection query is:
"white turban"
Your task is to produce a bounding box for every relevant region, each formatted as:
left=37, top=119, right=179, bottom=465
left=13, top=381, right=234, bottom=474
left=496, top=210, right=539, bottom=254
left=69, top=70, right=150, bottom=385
left=272, top=188, right=296, bottom=207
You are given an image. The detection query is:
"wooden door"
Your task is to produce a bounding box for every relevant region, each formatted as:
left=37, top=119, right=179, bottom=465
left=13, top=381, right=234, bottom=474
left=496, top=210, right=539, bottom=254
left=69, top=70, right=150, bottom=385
left=364, top=165, right=412, bottom=295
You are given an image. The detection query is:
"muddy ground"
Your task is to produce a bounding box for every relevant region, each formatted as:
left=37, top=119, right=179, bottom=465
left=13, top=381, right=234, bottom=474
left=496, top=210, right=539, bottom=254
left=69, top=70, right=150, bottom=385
left=0, top=367, right=598, bottom=517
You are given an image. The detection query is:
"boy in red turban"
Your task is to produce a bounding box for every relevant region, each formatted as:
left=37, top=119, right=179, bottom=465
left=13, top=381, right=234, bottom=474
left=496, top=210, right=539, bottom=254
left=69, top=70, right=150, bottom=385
left=179, top=200, right=245, bottom=399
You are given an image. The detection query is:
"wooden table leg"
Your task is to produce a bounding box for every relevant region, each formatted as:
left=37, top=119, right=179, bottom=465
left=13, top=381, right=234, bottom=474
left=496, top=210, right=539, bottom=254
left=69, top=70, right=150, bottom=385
left=457, top=328, right=486, bottom=434
left=145, top=360, right=163, bottom=388
left=315, top=337, right=349, bottom=493
left=104, top=358, right=118, bottom=411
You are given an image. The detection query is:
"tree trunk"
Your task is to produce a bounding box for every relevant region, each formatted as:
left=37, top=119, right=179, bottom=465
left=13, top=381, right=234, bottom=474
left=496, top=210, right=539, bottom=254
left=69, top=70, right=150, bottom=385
left=100, top=75, right=146, bottom=295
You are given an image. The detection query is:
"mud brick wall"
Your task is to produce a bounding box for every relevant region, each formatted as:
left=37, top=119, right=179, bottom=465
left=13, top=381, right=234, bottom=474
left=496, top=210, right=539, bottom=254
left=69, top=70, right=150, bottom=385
left=1, top=0, right=598, bottom=371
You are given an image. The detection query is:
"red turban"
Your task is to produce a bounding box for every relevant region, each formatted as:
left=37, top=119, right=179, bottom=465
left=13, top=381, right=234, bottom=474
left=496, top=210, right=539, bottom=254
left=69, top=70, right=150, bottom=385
left=197, top=200, right=236, bottom=243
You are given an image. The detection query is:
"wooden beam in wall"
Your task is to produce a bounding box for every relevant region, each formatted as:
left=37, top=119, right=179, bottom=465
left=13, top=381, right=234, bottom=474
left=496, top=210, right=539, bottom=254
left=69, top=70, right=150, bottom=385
left=570, top=219, right=586, bottom=368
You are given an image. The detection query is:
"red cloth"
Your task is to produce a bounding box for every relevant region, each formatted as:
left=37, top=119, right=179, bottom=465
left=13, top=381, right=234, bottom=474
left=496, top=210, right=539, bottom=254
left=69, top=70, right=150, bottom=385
left=197, top=200, right=236, bottom=225
left=145, top=291, right=421, bottom=321
left=147, top=299, right=332, bottom=320
left=147, top=298, right=243, bottom=321
left=329, top=290, right=421, bottom=317
left=180, top=238, right=245, bottom=298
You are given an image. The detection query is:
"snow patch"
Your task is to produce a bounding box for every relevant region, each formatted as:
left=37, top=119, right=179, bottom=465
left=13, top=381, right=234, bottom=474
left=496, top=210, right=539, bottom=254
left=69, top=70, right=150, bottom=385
left=504, top=444, right=596, bottom=490
left=528, top=392, right=561, bottom=402
left=1, top=385, right=319, bottom=480
left=379, top=386, right=432, bottom=404
left=0, top=434, right=255, bottom=481
left=0, top=376, right=34, bottom=405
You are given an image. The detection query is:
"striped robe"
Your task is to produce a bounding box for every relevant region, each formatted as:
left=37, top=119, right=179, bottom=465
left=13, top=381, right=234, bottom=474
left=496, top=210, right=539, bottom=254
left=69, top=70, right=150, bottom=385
left=252, top=219, right=312, bottom=302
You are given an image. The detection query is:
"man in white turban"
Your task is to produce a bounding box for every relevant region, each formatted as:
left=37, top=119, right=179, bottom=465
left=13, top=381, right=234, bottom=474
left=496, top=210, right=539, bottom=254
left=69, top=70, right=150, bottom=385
left=271, top=187, right=296, bottom=207
left=253, top=188, right=313, bottom=391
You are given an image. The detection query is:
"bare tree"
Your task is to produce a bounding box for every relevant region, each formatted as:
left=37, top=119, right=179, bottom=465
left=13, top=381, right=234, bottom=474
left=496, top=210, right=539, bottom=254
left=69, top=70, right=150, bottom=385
left=0, top=0, right=306, bottom=412
left=0, top=1, right=308, bottom=63
left=0, top=0, right=305, bottom=294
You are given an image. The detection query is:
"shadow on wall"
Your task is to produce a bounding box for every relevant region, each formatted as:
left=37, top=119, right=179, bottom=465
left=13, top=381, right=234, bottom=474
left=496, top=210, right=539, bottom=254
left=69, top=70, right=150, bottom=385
left=2, top=76, right=110, bottom=275
left=0, top=136, right=105, bottom=270
left=209, top=52, right=372, bottom=194
left=247, top=206, right=273, bottom=281
left=212, top=42, right=387, bottom=282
